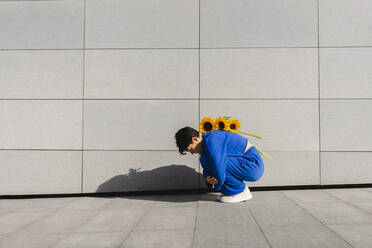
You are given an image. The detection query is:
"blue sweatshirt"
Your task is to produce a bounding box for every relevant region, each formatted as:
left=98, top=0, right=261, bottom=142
left=199, top=130, right=264, bottom=196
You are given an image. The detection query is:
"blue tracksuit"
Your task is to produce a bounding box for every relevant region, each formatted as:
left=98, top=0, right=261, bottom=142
left=199, top=130, right=264, bottom=196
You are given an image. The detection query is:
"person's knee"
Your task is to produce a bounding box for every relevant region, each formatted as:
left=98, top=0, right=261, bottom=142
left=249, top=166, right=264, bottom=182
left=251, top=173, right=263, bottom=182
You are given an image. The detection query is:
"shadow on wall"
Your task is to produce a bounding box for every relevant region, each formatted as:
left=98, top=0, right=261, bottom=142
left=96, top=164, right=206, bottom=193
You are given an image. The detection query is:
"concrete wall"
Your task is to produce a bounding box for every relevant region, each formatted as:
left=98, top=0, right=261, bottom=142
left=1, top=0, right=371, bottom=195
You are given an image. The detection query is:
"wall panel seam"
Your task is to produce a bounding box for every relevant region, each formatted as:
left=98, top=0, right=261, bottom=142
left=317, top=0, right=322, bottom=185
left=81, top=0, right=87, bottom=193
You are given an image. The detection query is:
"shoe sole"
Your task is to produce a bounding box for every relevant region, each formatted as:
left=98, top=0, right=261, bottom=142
left=218, top=185, right=252, bottom=203
left=219, top=194, right=252, bottom=203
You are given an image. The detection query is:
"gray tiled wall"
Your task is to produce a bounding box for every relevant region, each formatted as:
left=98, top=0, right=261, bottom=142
left=0, top=0, right=371, bottom=195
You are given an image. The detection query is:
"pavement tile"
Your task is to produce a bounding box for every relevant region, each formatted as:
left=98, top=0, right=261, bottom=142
left=76, top=209, right=148, bottom=232
left=16, top=210, right=97, bottom=234
left=0, top=210, right=11, bottom=218
left=58, top=197, right=114, bottom=211
left=327, top=223, right=372, bottom=248
left=0, top=212, right=48, bottom=235
left=323, top=189, right=372, bottom=214
left=249, top=202, right=320, bottom=226
left=324, top=188, right=372, bottom=203
left=53, top=231, right=129, bottom=248
left=103, top=196, right=157, bottom=210
left=135, top=207, right=196, bottom=230
left=296, top=202, right=372, bottom=225
left=197, top=193, right=221, bottom=207
left=11, top=197, right=78, bottom=212
left=348, top=202, right=372, bottom=215
left=0, top=199, right=33, bottom=213
left=0, top=232, right=66, bottom=248
left=197, top=191, right=291, bottom=207
left=193, top=226, right=270, bottom=248
left=260, top=223, right=352, bottom=248
left=245, top=190, right=292, bottom=205
left=281, top=189, right=342, bottom=204
left=150, top=194, right=199, bottom=208
left=363, top=187, right=372, bottom=193
left=196, top=204, right=256, bottom=229
left=121, top=229, right=194, bottom=248
left=1, top=189, right=372, bottom=248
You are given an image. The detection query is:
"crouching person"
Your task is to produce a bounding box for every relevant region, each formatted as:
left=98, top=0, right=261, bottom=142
left=175, top=127, right=264, bottom=203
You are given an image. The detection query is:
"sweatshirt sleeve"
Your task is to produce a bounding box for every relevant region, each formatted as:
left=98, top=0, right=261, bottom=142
left=202, top=169, right=208, bottom=180
left=205, top=141, right=227, bottom=191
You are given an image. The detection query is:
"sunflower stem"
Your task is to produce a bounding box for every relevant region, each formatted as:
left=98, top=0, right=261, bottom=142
left=237, top=131, right=263, bottom=139
left=251, top=144, right=274, bottom=161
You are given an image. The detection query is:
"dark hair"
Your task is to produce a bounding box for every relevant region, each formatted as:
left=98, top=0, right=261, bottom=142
left=174, top=127, right=200, bottom=155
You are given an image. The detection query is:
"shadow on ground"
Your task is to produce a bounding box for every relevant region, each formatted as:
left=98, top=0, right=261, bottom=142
left=96, top=164, right=216, bottom=203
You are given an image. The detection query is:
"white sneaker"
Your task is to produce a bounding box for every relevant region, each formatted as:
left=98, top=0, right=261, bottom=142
left=219, top=185, right=252, bottom=203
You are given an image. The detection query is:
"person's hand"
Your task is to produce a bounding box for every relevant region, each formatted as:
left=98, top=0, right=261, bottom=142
left=206, top=176, right=218, bottom=185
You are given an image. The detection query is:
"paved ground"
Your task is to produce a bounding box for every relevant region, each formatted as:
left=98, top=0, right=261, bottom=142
left=1, top=187, right=372, bottom=248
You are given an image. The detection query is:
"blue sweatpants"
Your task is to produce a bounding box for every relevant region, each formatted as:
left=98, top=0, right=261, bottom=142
left=220, top=146, right=264, bottom=196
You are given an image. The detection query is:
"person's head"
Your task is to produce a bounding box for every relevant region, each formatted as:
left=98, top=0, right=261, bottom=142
left=174, top=127, right=203, bottom=155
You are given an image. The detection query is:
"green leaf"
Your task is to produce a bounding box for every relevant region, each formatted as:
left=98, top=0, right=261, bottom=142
left=223, top=116, right=231, bottom=121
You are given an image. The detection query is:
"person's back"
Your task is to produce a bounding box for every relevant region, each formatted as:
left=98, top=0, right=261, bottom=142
left=201, top=129, right=248, bottom=156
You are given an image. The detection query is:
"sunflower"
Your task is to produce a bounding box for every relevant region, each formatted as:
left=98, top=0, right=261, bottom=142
left=199, top=117, right=216, bottom=133
left=214, top=116, right=230, bottom=131
left=227, top=118, right=241, bottom=133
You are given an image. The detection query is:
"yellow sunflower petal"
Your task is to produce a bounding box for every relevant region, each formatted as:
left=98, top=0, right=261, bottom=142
left=215, top=116, right=230, bottom=131
left=227, top=118, right=240, bottom=133
left=199, top=117, right=216, bottom=133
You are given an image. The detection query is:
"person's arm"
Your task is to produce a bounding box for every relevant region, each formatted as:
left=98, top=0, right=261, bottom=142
left=203, top=170, right=218, bottom=187
left=202, top=169, right=208, bottom=180
left=205, top=143, right=227, bottom=191
left=206, top=176, right=218, bottom=185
